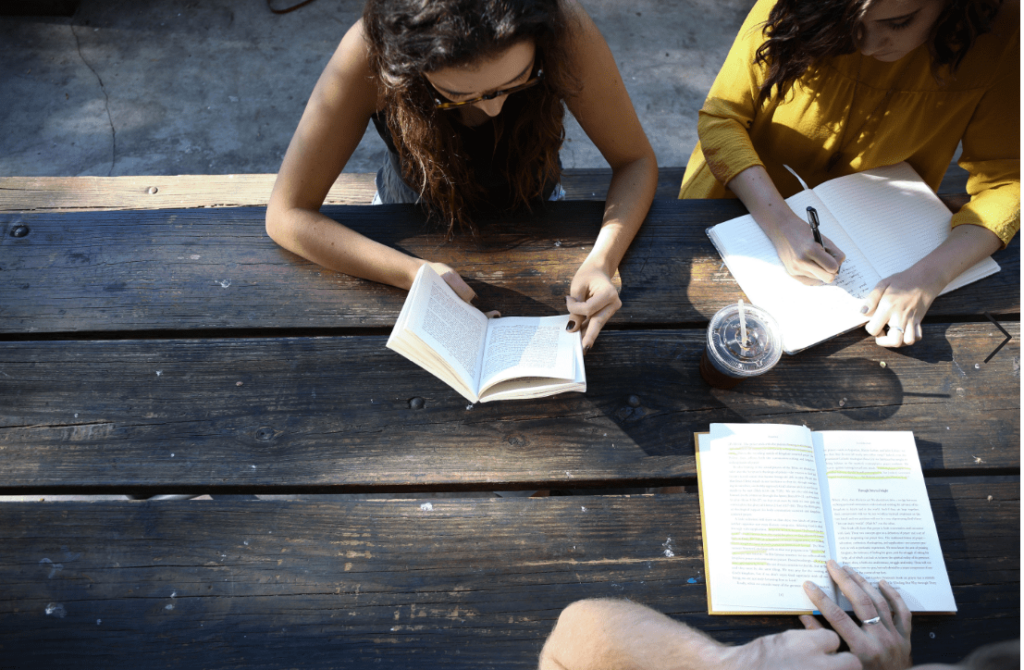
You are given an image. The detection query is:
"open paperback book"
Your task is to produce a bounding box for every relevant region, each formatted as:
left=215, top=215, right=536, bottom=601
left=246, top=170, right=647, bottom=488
left=386, top=263, right=585, bottom=404
left=706, top=162, right=1000, bottom=353
left=695, top=423, right=956, bottom=616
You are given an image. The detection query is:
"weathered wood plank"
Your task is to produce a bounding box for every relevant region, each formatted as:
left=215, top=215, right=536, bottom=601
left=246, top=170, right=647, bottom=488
left=0, top=323, right=1016, bottom=493
left=0, top=162, right=967, bottom=212
left=0, top=169, right=687, bottom=212
left=1, top=200, right=1017, bottom=334
left=0, top=485, right=1017, bottom=668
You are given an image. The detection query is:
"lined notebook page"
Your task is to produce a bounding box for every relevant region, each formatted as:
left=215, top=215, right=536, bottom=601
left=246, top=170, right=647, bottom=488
left=708, top=190, right=877, bottom=353
left=813, top=162, right=1000, bottom=290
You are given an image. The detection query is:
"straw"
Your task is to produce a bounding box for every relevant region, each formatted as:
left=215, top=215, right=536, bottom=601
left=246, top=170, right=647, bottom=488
left=741, top=301, right=749, bottom=348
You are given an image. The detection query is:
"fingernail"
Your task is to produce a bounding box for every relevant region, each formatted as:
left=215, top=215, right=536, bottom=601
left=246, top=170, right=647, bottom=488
left=566, top=321, right=576, bottom=331
left=805, top=582, right=820, bottom=592
left=860, top=305, right=869, bottom=314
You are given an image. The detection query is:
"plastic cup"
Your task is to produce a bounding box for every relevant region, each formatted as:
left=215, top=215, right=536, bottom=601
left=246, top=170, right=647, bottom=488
left=699, top=303, right=783, bottom=389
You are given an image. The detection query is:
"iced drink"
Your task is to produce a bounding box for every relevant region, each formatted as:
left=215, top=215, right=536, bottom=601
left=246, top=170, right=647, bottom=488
left=700, top=303, right=782, bottom=389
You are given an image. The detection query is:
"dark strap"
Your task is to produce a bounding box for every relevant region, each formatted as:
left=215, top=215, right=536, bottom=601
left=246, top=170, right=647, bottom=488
left=266, top=0, right=318, bottom=14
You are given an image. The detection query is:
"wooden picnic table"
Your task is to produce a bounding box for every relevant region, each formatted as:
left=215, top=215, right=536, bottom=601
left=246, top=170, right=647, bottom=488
left=0, top=168, right=1018, bottom=668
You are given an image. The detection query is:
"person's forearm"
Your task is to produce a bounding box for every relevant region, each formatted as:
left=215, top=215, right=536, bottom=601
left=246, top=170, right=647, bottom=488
left=912, top=223, right=1002, bottom=290
left=266, top=206, right=424, bottom=290
left=584, top=155, right=657, bottom=275
left=539, top=599, right=731, bottom=670
left=726, top=165, right=794, bottom=244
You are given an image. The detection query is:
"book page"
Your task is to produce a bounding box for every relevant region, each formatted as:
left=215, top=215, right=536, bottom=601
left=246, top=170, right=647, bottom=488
left=480, top=330, right=585, bottom=402
left=708, top=190, right=878, bottom=353
left=478, top=315, right=576, bottom=392
left=701, top=424, right=835, bottom=612
left=813, top=431, right=957, bottom=612
left=392, top=264, right=489, bottom=393
left=813, top=162, right=999, bottom=288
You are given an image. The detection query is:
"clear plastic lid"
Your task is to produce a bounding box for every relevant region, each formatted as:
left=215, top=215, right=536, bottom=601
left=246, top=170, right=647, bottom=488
left=706, top=303, right=783, bottom=377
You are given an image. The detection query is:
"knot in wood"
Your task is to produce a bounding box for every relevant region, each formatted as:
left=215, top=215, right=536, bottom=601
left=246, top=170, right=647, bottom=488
left=255, top=426, right=275, bottom=442
left=409, top=397, right=425, bottom=410
left=506, top=432, right=528, bottom=448
left=11, top=224, right=29, bottom=238
left=627, top=395, right=641, bottom=407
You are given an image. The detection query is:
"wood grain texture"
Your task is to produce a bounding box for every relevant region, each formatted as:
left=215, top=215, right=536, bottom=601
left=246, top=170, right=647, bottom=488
left=0, top=323, right=1016, bottom=493
left=0, top=486, right=1017, bottom=669
left=0, top=169, right=686, bottom=212
left=1, top=200, right=1017, bottom=334
left=0, top=163, right=967, bottom=212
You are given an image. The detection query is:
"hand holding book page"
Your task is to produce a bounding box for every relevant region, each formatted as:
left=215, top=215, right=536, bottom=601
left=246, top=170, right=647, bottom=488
left=706, top=163, right=1000, bottom=353
left=387, top=263, right=585, bottom=403
left=812, top=430, right=955, bottom=613
left=696, top=423, right=956, bottom=615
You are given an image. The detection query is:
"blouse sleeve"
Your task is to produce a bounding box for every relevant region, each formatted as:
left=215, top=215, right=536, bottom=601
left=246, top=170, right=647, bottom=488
left=952, top=38, right=1020, bottom=248
left=695, top=0, right=774, bottom=187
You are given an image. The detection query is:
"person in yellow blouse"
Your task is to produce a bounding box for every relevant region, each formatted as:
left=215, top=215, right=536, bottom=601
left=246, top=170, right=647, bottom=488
left=680, top=0, right=1019, bottom=348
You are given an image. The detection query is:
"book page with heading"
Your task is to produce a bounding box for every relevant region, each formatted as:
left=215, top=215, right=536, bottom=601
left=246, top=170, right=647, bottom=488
left=812, top=430, right=957, bottom=613
left=700, top=424, right=836, bottom=613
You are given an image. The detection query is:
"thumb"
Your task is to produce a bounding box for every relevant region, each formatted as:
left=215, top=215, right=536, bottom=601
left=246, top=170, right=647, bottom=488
left=439, top=269, right=476, bottom=304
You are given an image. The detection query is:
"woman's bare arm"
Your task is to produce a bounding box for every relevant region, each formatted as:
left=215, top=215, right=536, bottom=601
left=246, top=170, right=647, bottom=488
left=560, top=0, right=658, bottom=350
left=265, top=21, right=436, bottom=293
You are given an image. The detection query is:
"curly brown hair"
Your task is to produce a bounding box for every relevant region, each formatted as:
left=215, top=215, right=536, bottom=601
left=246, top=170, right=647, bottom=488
left=753, top=0, right=1003, bottom=105
left=362, top=0, right=580, bottom=237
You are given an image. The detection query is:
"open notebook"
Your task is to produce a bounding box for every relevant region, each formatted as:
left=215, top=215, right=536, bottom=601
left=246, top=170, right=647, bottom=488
left=706, top=162, right=1000, bottom=353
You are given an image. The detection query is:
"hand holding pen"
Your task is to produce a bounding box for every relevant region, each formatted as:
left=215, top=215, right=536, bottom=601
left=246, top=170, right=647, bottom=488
left=800, top=206, right=845, bottom=284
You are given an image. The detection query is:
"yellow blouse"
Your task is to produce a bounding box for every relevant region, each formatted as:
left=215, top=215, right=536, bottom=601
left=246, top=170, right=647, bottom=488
left=679, top=0, right=1020, bottom=247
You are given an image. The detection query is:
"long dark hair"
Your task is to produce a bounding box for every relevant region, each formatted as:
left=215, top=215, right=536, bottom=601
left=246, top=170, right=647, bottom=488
left=363, top=0, right=578, bottom=236
left=753, top=0, right=1003, bottom=105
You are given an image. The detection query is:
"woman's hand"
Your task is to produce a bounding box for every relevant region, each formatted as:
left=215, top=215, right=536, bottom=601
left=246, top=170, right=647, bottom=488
left=566, top=261, right=622, bottom=353
left=726, top=166, right=846, bottom=285
left=426, top=261, right=500, bottom=317
left=769, top=211, right=847, bottom=286
left=801, top=561, right=912, bottom=670
left=861, top=265, right=944, bottom=347
left=426, top=262, right=476, bottom=303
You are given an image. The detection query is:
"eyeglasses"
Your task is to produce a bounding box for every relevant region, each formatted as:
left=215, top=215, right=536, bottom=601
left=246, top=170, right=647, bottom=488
left=433, top=68, right=544, bottom=110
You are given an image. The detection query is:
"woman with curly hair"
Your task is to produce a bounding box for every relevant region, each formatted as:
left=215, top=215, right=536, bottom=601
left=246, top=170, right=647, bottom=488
left=266, top=0, right=657, bottom=352
left=680, top=0, right=1019, bottom=348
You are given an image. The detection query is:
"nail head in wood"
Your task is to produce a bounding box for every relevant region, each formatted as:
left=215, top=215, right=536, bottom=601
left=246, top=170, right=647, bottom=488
left=627, top=395, right=641, bottom=407
left=409, top=397, right=425, bottom=410
left=11, top=224, right=29, bottom=238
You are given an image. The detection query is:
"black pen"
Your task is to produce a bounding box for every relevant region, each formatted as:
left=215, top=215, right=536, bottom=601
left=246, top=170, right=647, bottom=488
left=806, top=206, right=824, bottom=247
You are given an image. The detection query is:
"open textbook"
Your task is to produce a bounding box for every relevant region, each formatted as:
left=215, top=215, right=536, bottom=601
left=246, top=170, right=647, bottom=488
left=695, top=423, right=956, bottom=616
left=706, top=162, right=1000, bottom=353
left=386, top=263, right=585, bottom=404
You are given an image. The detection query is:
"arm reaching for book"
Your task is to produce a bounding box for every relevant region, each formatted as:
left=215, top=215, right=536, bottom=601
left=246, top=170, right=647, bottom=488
left=801, top=561, right=912, bottom=670
left=862, top=224, right=1001, bottom=347
left=728, top=166, right=847, bottom=285
left=538, top=598, right=861, bottom=670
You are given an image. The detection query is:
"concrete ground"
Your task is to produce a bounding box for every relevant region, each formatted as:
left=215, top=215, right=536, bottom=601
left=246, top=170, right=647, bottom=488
left=1, top=0, right=755, bottom=177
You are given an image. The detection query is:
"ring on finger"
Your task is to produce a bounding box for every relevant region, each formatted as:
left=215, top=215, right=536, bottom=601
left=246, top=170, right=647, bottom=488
left=888, top=325, right=904, bottom=333
left=861, top=616, right=882, bottom=625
